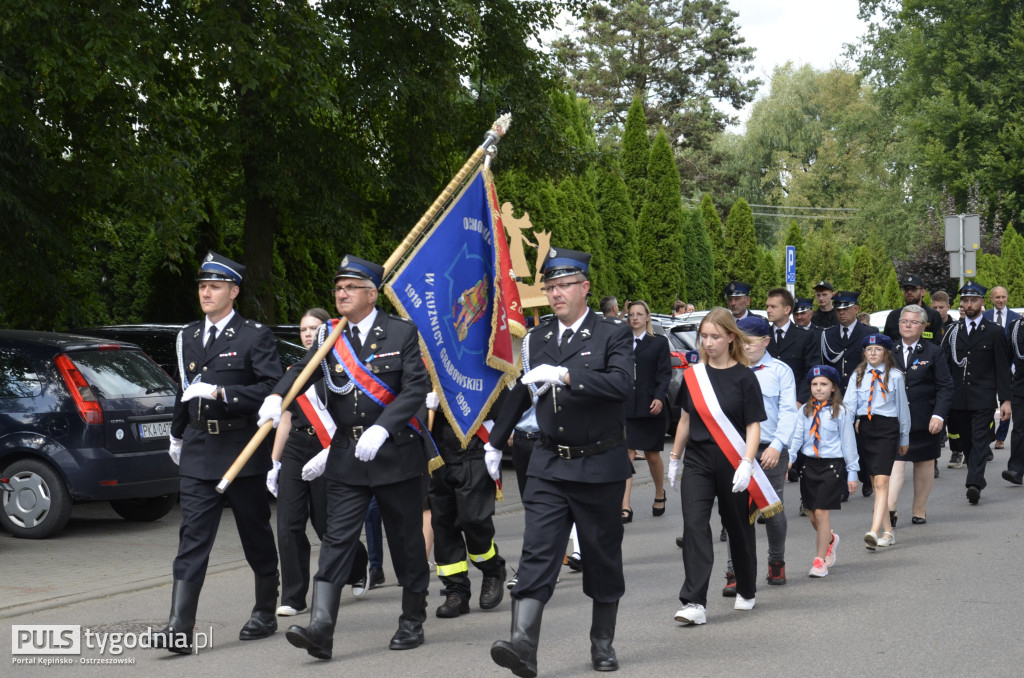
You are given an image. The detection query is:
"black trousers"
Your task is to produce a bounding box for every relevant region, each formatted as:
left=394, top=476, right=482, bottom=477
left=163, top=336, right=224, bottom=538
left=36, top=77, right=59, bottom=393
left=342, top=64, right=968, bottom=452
left=510, top=430, right=538, bottom=496
left=513, top=476, right=625, bottom=605
left=1010, top=393, right=1024, bottom=476
left=315, top=476, right=429, bottom=600
left=173, top=474, right=278, bottom=584
left=679, top=449, right=757, bottom=606
left=277, top=434, right=368, bottom=607
left=948, top=408, right=993, bottom=490
left=429, top=456, right=503, bottom=594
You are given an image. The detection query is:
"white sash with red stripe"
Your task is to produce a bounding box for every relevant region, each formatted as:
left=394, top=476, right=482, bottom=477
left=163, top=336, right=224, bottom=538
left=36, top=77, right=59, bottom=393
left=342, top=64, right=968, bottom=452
left=295, top=384, right=336, bottom=449
left=685, top=363, right=783, bottom=523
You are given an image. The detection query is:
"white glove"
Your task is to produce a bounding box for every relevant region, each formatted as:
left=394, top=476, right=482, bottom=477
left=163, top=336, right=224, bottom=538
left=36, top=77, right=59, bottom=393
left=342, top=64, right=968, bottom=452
left=484, top=443, right=502, bottom=481
left=668, top=457, right=681, bottom=490
left=522, top=364, right=568, bottom=387
left=181, top=382, right=218, bottom=401
left=354, top=425, right=389, bottom=462
left=732, top=459, right=753, bottom=493
left=426, top=391, right=440, bottom=410
left=302, top=449, right=330, bottom=481
left=257, top=394, right=283, bottom=428
left=168, top=436, right=183, bottom=465
left=266, top=460, right=281, bottom=497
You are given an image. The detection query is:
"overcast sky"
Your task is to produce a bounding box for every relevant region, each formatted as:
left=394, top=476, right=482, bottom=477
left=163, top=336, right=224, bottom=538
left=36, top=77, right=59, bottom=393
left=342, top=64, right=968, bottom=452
left=725, top=0, right=870, bottom=128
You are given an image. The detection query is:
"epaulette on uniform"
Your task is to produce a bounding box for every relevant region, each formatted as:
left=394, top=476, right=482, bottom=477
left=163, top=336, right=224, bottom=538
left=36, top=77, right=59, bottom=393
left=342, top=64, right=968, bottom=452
left=600, top=316, right=625, bottom=325
left=389, top=313, right=413, bottom=323
left=243, top=319, right=264, bottom=328
left=528, top=318, right=555, bottom=334
left=794, top=324, right=810, bottom=332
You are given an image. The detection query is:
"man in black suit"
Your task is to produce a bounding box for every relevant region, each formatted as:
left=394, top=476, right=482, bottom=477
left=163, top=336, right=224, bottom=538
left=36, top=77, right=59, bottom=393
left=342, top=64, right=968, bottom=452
left=895, top=304, right=954, bottom=519
left=817, top=291, right=872, bottom=389
left=488, top=247, right=633, bottom=676
left=942, top=282, right=1012, bottom=504
left=153, top=251, right=284, bottom=654
left=260, top=255, right=432, bottom=659
left=1003, top=315, right=1024, bottom=485
left=883, top=274, right=945, bottom=345
left=811, top=280, right=839, bottom=329
left=982, top=286, right=1019, bottom=449
left=765, top=287, right=816, bottom=403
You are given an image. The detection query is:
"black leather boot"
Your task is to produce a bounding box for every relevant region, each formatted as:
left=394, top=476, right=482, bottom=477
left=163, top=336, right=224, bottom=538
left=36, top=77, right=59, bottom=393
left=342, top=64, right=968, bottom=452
left=239, top=572, right=279, bottom=640
left=590, top=601, right=618, bottom=671
left=151, top=580, right=202, bottom=655
left=479, top=559, right=507, bottom=610
left=436, top=573, right=471, bottom=618
left=390, top=588, right=427, bottom=649
left=491, top=596, right=544, bottom=678
left=286, top=579, right=342, bottom=660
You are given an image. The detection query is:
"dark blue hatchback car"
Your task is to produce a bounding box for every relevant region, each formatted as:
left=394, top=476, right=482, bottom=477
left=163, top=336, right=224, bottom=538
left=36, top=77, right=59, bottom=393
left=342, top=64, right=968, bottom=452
left=0, top=330, right=180, bottom=538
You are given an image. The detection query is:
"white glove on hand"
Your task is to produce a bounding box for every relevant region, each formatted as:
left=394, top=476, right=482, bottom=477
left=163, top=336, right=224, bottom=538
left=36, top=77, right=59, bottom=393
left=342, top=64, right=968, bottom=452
left=354, top=425, right=389, bottom=462
left=484, top=443, right=502, bottom=481
left=302, top=449, right=330, bottom=481
left=522, top=364, right=568, bottom=387
left=426, top=391, right=440, bottom=411
left=266, top=460, right=281, bottom=497
left=181, top=382, right=218, bottom=402
left=168, top=436, right=183, bottom=465
left=668, top=457, right=681, bottom=490
left=732, top=459, right=753, bottom=493
left=257, top=394, right=283, bottom=428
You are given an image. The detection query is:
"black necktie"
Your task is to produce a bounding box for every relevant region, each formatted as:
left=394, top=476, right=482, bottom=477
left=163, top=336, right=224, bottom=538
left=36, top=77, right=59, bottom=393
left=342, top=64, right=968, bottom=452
left=561, top=328, right=574, bottom=353
left=906, top=345, right=913, bottom=367
left=205, top=326, right=217, bottom=354
left=350, top=326, right=362, bottom=354
left=842, top=327, right=849, bottom=341
left=969, top=320, right=976, bottom=335
left=997, top=309, right=1003, bottom=327
left=776, top=328, right=783, bottom=345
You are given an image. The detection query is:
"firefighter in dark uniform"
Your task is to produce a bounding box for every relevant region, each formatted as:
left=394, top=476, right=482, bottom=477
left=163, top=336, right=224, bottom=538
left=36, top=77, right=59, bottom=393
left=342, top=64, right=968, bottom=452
left=153, top=251, right=283, bottom=655
left=811, top=280, right=839, bottom=328
left=259, top=255, right=431, bottom=660
left=792, top=297, right=817, bottom=329
left=882, top=274, right=945, bottom=345
left=941, top=282, right=1011, bottom=504
left=816, top=291, right=872, bottom=390
left=487, top=247, right=633, bottom=676
left=427, top=391, right=508, bottom=618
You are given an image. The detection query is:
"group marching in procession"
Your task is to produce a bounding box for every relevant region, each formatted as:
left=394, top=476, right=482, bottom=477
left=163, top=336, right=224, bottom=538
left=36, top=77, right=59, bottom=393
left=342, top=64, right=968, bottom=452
left=150, top=244, right=1021, bottom=677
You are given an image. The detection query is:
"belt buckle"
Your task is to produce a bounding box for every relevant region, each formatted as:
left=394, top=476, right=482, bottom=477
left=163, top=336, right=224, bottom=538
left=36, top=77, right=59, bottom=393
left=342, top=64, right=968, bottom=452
left=352, top=426, right=364, bottom=441
left=207, top=420, right=220, bottom=435
left=557, top=444, right=572, bottom=460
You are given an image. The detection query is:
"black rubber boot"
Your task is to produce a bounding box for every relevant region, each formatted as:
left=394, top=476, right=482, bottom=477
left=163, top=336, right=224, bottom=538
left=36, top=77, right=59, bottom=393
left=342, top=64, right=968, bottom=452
left=491, top=596, right=544, bottom=678
left=239, top=572, right=279, bottom=640
left=286, top=579, right=342, bottom=660
left=590, top=601, right=618, bottom=671
left=389, top=588, right=427, bottom=650
left=151, top=580, right=202, bottom=655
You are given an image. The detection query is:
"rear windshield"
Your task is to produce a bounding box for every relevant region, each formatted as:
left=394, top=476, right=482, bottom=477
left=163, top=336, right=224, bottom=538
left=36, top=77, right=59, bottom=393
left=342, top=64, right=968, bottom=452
left=0, top=349, right=43, bottom=398
left=70, top=349, right=176, bottom=399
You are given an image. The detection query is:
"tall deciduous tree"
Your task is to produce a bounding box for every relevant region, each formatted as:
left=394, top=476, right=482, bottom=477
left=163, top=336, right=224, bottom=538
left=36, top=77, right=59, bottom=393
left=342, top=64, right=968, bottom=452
left=553, top=0, right=759, bottom=151
left=636, top=130, right=686, bottom=311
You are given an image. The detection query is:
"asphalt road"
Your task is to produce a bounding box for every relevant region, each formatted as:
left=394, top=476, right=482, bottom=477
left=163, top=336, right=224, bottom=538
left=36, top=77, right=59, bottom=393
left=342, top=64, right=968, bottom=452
left=2, top=442, right=1023, bottom=677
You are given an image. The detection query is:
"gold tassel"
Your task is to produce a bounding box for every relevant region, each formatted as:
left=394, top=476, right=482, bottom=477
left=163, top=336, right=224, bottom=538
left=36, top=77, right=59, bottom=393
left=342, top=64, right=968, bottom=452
left=495, top=487, right=503, bottom=502
left=428, top=456, right=446, bottom=474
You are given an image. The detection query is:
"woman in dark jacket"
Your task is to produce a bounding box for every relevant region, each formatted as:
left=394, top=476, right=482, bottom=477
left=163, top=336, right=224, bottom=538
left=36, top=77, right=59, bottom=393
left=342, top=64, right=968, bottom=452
left=621, top=300, right=673, bottom=522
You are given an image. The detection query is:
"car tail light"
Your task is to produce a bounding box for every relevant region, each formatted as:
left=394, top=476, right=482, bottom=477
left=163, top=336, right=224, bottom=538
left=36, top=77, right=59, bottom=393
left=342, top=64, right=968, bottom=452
left=54, top=354, right=104, bottom=424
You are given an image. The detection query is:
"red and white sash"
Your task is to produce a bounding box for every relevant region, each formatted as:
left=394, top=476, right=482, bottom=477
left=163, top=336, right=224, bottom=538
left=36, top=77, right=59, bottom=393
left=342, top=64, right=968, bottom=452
left=684, top=363, right=783, bottom=523
left=295, top=385, right=336, bottom=449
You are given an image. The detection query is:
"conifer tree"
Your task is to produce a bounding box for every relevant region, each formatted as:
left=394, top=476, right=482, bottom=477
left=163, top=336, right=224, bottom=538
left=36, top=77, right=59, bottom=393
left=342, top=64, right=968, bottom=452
left=685, top=207, right=715, bottom=308
left=723, top=198, right=758, bottom=285
left=597, top=159, right=646, bottom=300
left=701, top=193, right=727, bottom=301
left=622, top=97, right=651, bottom=220
left=636, top=129, right=686, bottom=311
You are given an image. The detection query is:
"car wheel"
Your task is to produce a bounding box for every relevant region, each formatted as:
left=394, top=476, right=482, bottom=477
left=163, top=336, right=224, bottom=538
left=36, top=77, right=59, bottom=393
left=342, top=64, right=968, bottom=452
left=0, top=459, right=73, bottom=539
left=110, top=493, right=178, bottom=522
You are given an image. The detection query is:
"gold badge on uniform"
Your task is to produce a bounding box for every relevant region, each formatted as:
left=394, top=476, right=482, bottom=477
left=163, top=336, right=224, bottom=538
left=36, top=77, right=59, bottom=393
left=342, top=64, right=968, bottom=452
left=189, top=362, right=196, bottom=371
left=335, top=364, right=344, bottom=373
left=370, top=343, right=377, bottom=350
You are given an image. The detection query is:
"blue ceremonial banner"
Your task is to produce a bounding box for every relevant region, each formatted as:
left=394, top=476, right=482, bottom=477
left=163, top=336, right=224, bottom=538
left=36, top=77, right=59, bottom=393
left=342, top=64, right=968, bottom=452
left=385, top=168, right=522, bottom=445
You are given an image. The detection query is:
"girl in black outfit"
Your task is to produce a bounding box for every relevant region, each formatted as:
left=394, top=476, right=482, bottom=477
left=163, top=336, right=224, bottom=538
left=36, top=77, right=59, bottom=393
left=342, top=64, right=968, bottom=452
left=668, top=308, right=764, bottom=625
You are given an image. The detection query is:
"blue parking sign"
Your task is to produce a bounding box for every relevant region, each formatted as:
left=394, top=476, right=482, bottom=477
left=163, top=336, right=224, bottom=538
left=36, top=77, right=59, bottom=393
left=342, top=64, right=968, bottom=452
left=786, top=246, right=796, bottom=284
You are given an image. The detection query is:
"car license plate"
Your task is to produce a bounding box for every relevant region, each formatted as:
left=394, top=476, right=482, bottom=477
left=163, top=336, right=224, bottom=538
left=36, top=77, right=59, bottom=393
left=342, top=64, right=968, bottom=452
left=139, top=421, right=171, bottom=439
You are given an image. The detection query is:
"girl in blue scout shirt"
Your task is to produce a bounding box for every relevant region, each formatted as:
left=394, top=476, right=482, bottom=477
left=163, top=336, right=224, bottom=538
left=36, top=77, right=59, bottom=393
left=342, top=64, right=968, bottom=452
left=844, top=334, right=910, bottom=551
left=789, top=365, right=859, bottom=578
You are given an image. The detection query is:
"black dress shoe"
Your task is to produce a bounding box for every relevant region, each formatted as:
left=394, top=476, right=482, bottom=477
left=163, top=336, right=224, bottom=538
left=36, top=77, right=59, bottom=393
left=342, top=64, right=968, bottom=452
left=389, top=619, right=424, bottom=650
left=966, top=486, right=981, bottom=504
left=862, top=484, right=873, bottom=498
left=675, top=536, right=684, bottom=549
left=1002, top=469, right=1024, bottom=485
left=368, top=568, right=386, bottom=589
left=911, top=516, right=927, bottom=525
left=239, top=611, right=277, bottom=640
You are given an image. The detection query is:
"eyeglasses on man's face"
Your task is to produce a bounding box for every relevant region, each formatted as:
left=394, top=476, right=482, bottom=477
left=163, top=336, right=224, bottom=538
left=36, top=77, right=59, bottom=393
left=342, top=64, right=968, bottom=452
left=541, top=281, right=584, bottom=295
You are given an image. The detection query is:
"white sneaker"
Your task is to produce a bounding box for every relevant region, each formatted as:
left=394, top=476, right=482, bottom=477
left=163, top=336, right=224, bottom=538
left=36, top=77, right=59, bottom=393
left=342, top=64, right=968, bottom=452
left=864, top=531, right=878, bottom=551
left=734, top=595, right=755, bottom=610
left=674, top=603, right=707, bottom=625
left=275, top=605, right=304, bottom=616
left=825, top=531, right=839, bottom=568
left=352, top=565, right=369, bottom=598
